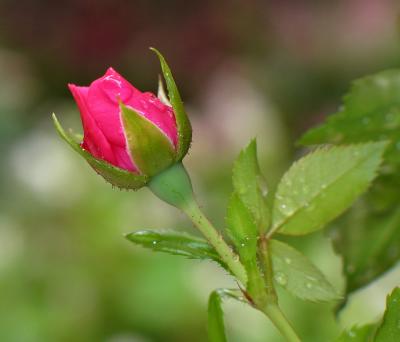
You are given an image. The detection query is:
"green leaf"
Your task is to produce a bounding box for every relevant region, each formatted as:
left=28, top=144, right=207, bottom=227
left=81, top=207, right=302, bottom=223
left=120, top=104, right=176, bottom=177
left=270, top=143, right=387, bottom=236
left=150, top=48, right=192, bottom=161
left=270, top=239, right=340, bottom=302
left=331, top=203, right=400, bottom=294
left=335, top=324, right=376, bottom=342
left=336, top=288, right=400, bottom=341
left=374, top=287, right=400, bottom=341
left=226, top=193, right=258, bottom=262
left=298, top=70, right=400, bottom=212
left=208, top=291, right=227, bottom=342
left=125, top=230, right=226, bottom=268
left=299, top=70, right=400, bottom=296
left=299, top=70, right=400, bottom=175
left=208, top=289, right=247, bottom=342
left=52, top=113, right=148, bottom=190
left=232, top=140, right=270, bottom=233
left=226, top=193, right=266, bottom=300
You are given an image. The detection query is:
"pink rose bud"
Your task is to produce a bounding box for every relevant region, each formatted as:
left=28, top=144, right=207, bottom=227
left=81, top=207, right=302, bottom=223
left=53, top=49, right=191, bottom=190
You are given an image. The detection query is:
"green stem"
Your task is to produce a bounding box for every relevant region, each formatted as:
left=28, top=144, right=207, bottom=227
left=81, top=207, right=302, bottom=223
left=148, top=163, right=300, bottom=341
left=148, top=163, right=247, bottom=286
left=262, top=303, right=301, bottom=342
left=259, top=236, right=301, bottom=341
left=181, top=200, right=248, bottom=286
left=259, top=236, right=277, bottom=300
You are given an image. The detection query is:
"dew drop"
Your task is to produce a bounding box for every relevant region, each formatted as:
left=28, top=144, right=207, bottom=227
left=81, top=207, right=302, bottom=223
left=306, top=282, right=313, bottom=289
left=284, top=257, right=292, bottom=265
left=152, top=241, right=157, bottom=245
left=240, top=243, right=245, bottom=247
left=140, top=99, right=149, bottom=110
left=280, top=204, right=287, bottom=210
left=348, top=330, right=356, bottom=338
left=274, top=272, right=288, bottom=286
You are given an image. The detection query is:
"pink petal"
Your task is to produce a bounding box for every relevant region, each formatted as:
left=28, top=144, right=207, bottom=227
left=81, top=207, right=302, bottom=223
left=68, top=83, right=137, bottom=172
left=125, top=91, right=178, bottom=147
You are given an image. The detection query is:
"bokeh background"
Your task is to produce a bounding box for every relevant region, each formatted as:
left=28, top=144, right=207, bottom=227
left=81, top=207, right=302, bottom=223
left=1, top=1, right=400, bottom=341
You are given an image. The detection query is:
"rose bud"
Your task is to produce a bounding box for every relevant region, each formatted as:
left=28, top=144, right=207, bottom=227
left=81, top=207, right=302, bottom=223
left=53, top=49, right=191, bottom=190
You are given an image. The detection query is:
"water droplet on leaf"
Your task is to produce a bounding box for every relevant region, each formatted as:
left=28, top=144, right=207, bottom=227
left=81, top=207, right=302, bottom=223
left=348, top=330, right=356, bottom=338
left=284, top=257, right=292, bottom=264
left=274, top=272, right=288, bottom=286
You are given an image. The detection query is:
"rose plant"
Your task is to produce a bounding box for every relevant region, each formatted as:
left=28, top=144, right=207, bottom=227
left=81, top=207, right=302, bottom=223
left=54, top=49, right=400, bottom=341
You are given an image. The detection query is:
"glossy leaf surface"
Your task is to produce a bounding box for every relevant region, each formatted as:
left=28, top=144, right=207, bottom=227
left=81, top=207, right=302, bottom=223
left=270, top=143, right=386, bottom=236
left=232, top=140, right=270, bottom=233
left=270, top=239, right=340, bottom=302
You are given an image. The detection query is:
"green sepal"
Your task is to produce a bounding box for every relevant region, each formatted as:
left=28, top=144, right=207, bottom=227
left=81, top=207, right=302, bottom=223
left=150, top=47, right=192, bottom=161
left=120, top=103, right=176, bottom=177
left=52, top=113, right=148, bottom=190
left=157, top=75, right=171, bottom=106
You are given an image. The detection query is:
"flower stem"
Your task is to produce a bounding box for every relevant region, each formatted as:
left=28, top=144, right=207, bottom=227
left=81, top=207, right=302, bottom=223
left=261, top=303, right=301, bottom=342
left=259, top=236, right=277, bottom=300
left=148, top=163, right=247, bottom=286
left=149, top=163, right=300, bottom=341
left=181, top=199, right=248, bottom=286
left=258, top=236, right=301, bottom=341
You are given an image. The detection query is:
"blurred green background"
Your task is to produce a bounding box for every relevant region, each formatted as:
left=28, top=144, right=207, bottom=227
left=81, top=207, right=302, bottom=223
left=1, top=1, right=400, bottom=341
